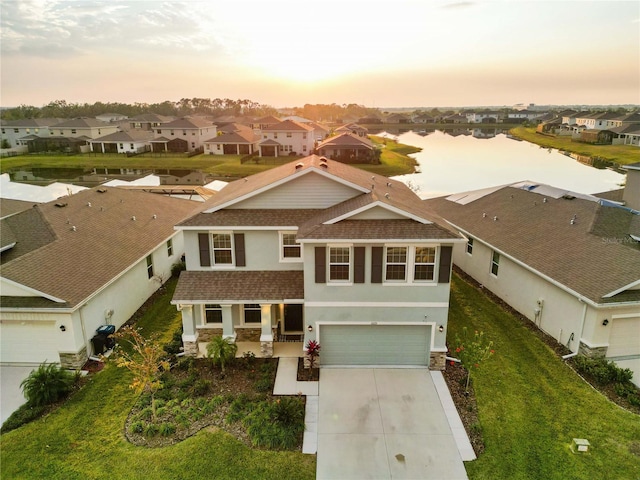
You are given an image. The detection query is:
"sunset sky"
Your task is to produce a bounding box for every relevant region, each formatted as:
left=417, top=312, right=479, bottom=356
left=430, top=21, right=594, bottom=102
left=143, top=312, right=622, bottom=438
left=1, top=0, right=639, bottom=109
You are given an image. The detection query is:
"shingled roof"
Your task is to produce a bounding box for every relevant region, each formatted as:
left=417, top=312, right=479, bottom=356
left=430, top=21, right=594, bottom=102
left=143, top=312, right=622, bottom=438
left=0, top=187, right=199, bottom=308
left=424, top=182, right=640, bottom=304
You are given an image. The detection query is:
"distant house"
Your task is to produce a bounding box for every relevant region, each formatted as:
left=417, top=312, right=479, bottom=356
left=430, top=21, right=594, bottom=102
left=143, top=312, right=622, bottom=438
left=251, top=115, right=282, bottom=131
left=95, top=113, right=128, bottom=123
left=506, top=110, right=546, bottom=122
left=580, top=129, right=616, bottom=145
left=0, top=187, right=198, bottom=369
left=413, top=114, right=434, bottom=124
left=90, top=130, right=154, bottom=154
left=49, top=118, right=118, bottom=139
left=465, top=111, right=500, bottom=123
left=203, top=123, right=260, bottom=155
left=385, top=113, right=412, bottom=124
left=316, top=133, right=376, bottom=163
left=128, top=113, right=174, bottom=131
left=441, top=114, right=467, bottom=124
left=153, top=117, right=217, bottom=153
left=425, top=179, right=640, bottom=386
left=335, top=123, right=369, bottom=137
left=0, top=118, right=62, bottom=148
left=259, top=120, right=314, bottom=157
left=306, top=121, right=331, bottom=141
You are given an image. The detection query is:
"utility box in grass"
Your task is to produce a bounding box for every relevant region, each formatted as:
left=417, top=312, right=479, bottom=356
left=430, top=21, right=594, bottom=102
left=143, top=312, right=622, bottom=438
left=571, top=438, right=590, bottom=454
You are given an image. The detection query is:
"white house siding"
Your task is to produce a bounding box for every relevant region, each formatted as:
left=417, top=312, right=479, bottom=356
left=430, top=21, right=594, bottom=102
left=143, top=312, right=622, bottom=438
left=230, top=172, right=361, bottom=209
left=349, top=207, right=407, bottom=220
left=261, top=131, right=314, bottom=155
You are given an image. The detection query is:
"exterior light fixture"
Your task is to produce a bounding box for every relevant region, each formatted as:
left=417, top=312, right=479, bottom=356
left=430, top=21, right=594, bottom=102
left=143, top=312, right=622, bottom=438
left=307, top=325, right=313, bottom=332
left=438, top=325, right=444, bottom=333
left=59, top=325, right=66, bottom=332
left=602, top=319, right=609, bottom=326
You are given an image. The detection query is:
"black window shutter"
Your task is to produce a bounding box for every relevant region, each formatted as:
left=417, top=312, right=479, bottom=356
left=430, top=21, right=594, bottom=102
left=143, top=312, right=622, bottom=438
left=438, top=246, right=453, bottom=283
left=315, top=247, right=326, bottom=283
left=354, top=247, right=365, bottom=283
left=234, top=233, right=246, bottom=267
left=198, top=233, right=211, bottom=267
left=371, top=246, right=383, bottom=283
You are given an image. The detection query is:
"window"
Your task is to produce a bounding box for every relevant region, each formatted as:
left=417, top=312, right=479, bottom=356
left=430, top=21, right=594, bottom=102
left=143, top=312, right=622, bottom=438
left=171, top=130, right=174, bottom=136
left=119, top=143, right=124, bottom=148
left=385, top=246, right=407, bottom=281
left=26, top=128, right=30, bottom=133
left=183, top=130, right=187, bottom=135
left=13, top=128, right=19, bottom=133
left=244, top=304, right=262, bottom=324
left=166, top=239, right=173, bottom=256
left=157, top=129, right=162, bottom=134
left=281, top=232, right=301, bottom=260
left=204, top=304, right=222, bottom=324
left=274, top=133, right=278, bottom=139
left=302, top=133, right=307, bottom=139
left=414, top=247, right=436, bottom=281
left=329, top=247, right=350, bottom=281
left=466, top=237, right=474, bottom=255
left=491, top=251, right=500, bottom=276
left=303, top=145, right=307, bottom=152
left=286, top=132, right=292, bottom=137
left=71, top=129, right=77, bottom=134
left=146, top=255, right=154, bottom=279
left=212, top=233, right=233, bottom=264
left=130, top=143, right=134, bottom=149
left=1, top=129, right=5, bottom=134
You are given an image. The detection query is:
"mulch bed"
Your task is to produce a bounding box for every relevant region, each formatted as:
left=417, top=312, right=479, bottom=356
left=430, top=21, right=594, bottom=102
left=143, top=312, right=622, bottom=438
left=296, top=357, right=319, bottom=381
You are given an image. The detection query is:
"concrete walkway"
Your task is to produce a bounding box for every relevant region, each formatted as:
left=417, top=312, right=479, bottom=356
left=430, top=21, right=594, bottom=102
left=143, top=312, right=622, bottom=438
left=316, top=368, right=469, bottom=480
left=0, top=366, right=34, bottom=424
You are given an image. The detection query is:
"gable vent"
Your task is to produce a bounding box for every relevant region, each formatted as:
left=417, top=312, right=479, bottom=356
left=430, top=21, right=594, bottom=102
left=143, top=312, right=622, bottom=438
left=295, top=163, right=304, bottom=169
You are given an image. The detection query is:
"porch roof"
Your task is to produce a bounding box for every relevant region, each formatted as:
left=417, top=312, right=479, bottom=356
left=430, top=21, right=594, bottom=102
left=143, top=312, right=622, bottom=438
left=173, top=270, right=304, bottom=303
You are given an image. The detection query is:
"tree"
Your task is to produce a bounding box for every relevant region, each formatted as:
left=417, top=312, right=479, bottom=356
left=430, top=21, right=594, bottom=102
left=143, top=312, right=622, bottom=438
left=206, top=336, right=238, bottom=376
left=111, top=325, right=169, bottom=421
left=451, top=327, right=494, bottom=393
left=20, top=363, right=76, bottom=407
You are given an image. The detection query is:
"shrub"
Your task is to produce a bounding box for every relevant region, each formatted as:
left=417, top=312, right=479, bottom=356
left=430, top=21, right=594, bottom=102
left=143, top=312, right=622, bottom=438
left=243, top=397, right=305, bottom=450
left=171, top=260, right=186, bottom=278
left=574, top=357, right=633, bottom=386
left=270, top=396, right=305, bottom=426
left=254, top=375, right=273, bottom=393
left=176, top=356, right=195, bottom=372
left=164, top=328, right=184, bottom=358
left=159, top=422, right=176, bottom=436
left=130, top=421, right=144, bottom=434
left=191, top=379, right=212, bottom=396
left=144, top=423, right=159, bottom=437
left=20, top=363, right=76, bottom=407
left=1, top=403, right=47, bottom=434
left=207, top=337, right=238, bottom=375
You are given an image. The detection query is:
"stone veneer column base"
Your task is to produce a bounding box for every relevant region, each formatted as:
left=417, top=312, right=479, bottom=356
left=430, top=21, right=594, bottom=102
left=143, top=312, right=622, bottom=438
left=578, top=342, right=607, bottom=359
left=260, top=341, right=273, bottom=358
left=429, top=352, right=446, bottom=371
left=183, top=340, right=199, bottom=357
left=60, top=346, right=88, bottom=370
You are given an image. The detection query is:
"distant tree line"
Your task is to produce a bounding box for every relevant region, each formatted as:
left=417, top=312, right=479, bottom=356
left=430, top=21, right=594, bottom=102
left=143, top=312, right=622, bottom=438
left=293, top=103, right=380, bottom=122
left=0, top=98, right=279, bottom=120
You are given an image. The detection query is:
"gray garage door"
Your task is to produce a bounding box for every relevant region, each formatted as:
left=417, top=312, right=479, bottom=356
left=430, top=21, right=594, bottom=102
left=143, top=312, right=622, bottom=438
left=319, top=324, right=431, bottom=366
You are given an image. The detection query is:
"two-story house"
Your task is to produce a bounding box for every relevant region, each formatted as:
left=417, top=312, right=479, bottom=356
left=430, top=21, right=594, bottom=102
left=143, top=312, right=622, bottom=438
left=172, top=155, right=462, bottom=369
left=258, top=120, right=315, bottom=157
left=0, top=118, right=62, bottom=148
left=152, top=117, right=217, bottom=153
left=49, top=118, right=119, bottom=139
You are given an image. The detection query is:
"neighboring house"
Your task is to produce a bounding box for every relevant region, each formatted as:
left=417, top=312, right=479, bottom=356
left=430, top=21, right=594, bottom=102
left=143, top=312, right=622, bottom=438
left=335, top=123, right=369, bottom=137
left=0, top=118, right=62, bottom=148
left=0, top=173, right=87, bottom=203
left=506, top=110, right=546, bottom=122
left=413, top=114, right=434, bottom=124
left=153, top=117, right=217, bottom=152
left=259, top=120, right=314, bottom=157
left=575, top=112, right=623, bottom=130
left=90, top=130, right=154, bottom=154
left=580, top=129, right=616, bottom=145
left=612, top=125, right=640, bottom=146
left=306, top=121, right=331, bottom=141
left=316, top=133, right=376, bottom=163
left=128, top=113, right=174, bottom=131
left=250, top=115, right=282, bottom=131
left=95, top=113, right=128, bottom=122
left=172, top=155, right=462, bottom=368
left=385, top=113, right=412, bottom=124
left=465, top=111, right=501, bottom=123
left=441, top=114, right=467, bottom=124
left=0, top=188, right=198, bottom=369
left=203, top=123, right=260, bottom=155
left=424, top=179, right=640, bottom=386
left=49, top=118, right=119, bottom=139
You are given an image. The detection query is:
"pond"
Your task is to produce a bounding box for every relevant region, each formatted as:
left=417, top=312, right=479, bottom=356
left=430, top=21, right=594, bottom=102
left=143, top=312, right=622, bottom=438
left=389, top=130, right=627, bottom=199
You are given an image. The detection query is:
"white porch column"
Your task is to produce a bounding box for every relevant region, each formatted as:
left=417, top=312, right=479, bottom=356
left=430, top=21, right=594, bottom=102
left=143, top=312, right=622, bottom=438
left=236, top=144, right=240, bottom=155
left=179, top=305, right=198, bottom=356
left=221, top=304, right=235, bottom=341
left=260, top=303, right=274, bottom=357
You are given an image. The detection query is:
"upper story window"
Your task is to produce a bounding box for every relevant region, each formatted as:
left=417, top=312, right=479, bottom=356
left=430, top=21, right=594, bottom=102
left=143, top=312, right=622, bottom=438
left=204, top=304, right=222, bottom=324
left=13, top=128, right=19, bottom=133
left=243, top=304, right=262, bottom=324
left=286, top=132, right=292, bottom=137
left=385, top=246, right=407, bottom=281
left=212, top=233, right=233, bottom=264
left=273, top=133, right=278, bottom=139
left=302, top=133, right=307, bottom=139
left=167, top=238, right=173, bottom=256
left=466, top=237, right=474, bottom=255
left=491, top=251, right=500, bottom=276
left=146, top=255, right=154, bottom=279
left=413, top=247, right=436, bottom=281
left=329, top=247, right=351, bottom=282
left=71, top=129, right=77, bottom=134
left=280, top=232, right=301, bottom=261
left=183, top=130, right=187, bottom=135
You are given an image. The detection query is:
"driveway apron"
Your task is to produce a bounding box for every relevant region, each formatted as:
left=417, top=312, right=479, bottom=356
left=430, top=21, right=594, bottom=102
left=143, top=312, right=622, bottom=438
left=317, top=368, right=468, bottom=480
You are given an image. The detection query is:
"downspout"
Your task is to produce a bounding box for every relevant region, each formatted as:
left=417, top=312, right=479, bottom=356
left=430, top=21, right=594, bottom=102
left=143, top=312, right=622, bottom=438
left=79, top=304, right=91, bottom=361
left=562, top=300, right=588, bottom=360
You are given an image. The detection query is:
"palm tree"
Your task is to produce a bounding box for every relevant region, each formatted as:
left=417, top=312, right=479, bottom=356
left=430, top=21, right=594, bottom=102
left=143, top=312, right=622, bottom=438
left=206, top=336, right=238, bottom=376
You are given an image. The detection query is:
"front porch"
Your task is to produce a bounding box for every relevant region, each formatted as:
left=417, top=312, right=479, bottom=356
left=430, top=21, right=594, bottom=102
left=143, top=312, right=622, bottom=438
left=197, top=341, right=304, bottom=359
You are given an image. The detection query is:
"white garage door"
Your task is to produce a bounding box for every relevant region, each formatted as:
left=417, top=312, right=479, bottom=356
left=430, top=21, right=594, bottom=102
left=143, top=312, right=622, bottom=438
left=608, top=317, right=640, bottom=357
left=0, top=321, right=60, bottom=365
left=319, top=324, right=431, bottom=366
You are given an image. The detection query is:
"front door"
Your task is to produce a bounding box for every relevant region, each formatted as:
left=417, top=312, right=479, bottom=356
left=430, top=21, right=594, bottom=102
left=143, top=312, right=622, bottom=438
left=284, top=304, right=303, bottom=333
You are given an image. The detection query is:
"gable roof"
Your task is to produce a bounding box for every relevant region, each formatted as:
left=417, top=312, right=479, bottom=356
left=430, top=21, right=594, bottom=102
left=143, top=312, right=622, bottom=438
left=424, top=182, right=640, bottom=304
left=129, top=113, right=174, bottom=123
left=317, top=132, right=374, bottom=150
left=161, top=117, right=216, bottom=129
left=92, top=130, right=154, bottom=142
left=51, top=118, right=112, bottom=128
left=0, top=187, right=199, bottom=308
left=262, top=120, right=314, bottom=132
left=1, top=118, right=63, bottom=127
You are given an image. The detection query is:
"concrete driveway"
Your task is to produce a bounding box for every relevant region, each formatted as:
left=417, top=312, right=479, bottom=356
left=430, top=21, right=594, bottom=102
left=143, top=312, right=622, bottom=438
left=317, top=368, right=468, bottom=480
left=1, top=366, right=34, bottom=424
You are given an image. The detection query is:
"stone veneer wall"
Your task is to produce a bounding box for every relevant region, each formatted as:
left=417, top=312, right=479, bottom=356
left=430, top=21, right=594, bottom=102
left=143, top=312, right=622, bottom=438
left=60, top=346, right=88, bottom=370
left=183, top=339, right=198, bottom=357
left=196, top=328, right=223, bottom=342
left=578, top=341, right=608, bottom=359
left=235, top=328, right=261, bottom=342
left=429, top=352, right=446, bottom=371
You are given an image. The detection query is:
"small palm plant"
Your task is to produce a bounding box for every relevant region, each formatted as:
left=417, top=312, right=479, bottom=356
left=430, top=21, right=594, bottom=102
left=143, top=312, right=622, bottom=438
left=207, top=336, right=238, bottom=376
left=306, top=340, right=321, bottom=374
left=20, top=363, right=75, bottom=407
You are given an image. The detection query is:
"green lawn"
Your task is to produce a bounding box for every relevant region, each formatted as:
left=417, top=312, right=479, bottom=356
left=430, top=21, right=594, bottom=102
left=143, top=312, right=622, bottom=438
left=509, top=127, right=640, bottom=166
left=448, top=275, right=640, bottom=480
left=0, top=279, right=316, bottom=480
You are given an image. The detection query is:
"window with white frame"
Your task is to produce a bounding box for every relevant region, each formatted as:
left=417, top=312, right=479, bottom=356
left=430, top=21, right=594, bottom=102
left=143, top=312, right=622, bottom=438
left=146, top=255, right=154, bottom=279
left=466, top=237, right=474, bottom=255
left=385, top=246, right=407, bottom=281
left=329, top=247, right=350, bottom=282
left=212, top=233, right=233, bottom=264
left=413, top=247, right=436, bottom=281
left=204, top=304, right=222, bottom=324
left=491, top=251, right=500, bottom=276
left=166, top=238, right=173, bottom=256
left=281, top=232, right=301, bottom=260
left=243, top=304, right=262, bottom=324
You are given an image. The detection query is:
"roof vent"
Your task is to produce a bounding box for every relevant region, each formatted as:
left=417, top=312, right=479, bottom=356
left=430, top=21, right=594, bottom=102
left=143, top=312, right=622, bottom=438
left=71, top=226, right=77, bottom=232
left=131, top=216, right=136, bottom=221
left=371, top=176, right=376, bottom=181
left=87, top=202, right=92, bottom=207
left=493, top=216, right=498, bottom=221
left=386, top=182, right=392, bottom=187
left=543, top=197, right=547, bottom=203
left=570, top=214, right=577, bottom=225
left=562, top=194, right=576, bottom=200
left=97, top=188, right=107, bottom=193
left=55, top=202, right=68, bottom=208
left=295, top=162, right=304, bottom=169
left=152, top=214, right=157, bottom=219
left=385, top=193, right=390, bottom=199
left=320, top=162, right=328, bottom=168
left=482, top=213, right=487, bottom=218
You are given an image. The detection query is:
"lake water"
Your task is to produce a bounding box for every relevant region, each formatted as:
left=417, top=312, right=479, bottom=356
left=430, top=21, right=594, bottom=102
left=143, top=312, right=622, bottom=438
left=389, top=130, right=627, bottom=199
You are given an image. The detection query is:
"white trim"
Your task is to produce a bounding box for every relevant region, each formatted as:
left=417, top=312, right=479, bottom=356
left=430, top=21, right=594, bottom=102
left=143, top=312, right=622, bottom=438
left=579, top=338, right=609, bottom=349
left=324, top=201, right=432, bottom=225
left=279, top=230, right=303, bottom=263
left=305, top=302, right=449, bottom=308
left=176, top=225, right=299, bottom=231
left=171, top=298, right=305, bottom=305
left=0, top=242, right=16, bottom=253
left=0, top=277, right=66, bottom=303
left=603, top=278, right=640, bottom=298
left=611, top=312, right=640, bottom=319
left=204, top=167, right=370, bottom=213
left=327, top=244, right=352, bottom=284
left=298, top=238, right=464, bottom=244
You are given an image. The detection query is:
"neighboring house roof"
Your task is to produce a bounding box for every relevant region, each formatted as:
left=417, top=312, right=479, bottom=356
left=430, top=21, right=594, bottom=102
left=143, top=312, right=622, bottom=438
left=173, top=271, right=304, bottom=303
left=129, top=113, right=174, bottom=123
left=177, top=209, right=320, bottom=228
left=317, top=133, right=374, bottom=150
left=592, top=189, right=625, bottom=203
left=336, top=123, right=369, bottom=134
left=0, top=198, right=37, bottom=219
left=262, top=120, right=313, bottom=132
left=307, top=122, right=331, bottom=134
left=50, top=118, right=112, bottom=128
left=161, top=117, right=216, bottom=129
left=92, top=130, right=154, bottom=142
left=282, top=115, right=313, bottom=123
left=424, top=182, right=640, bottom=304
left=204, top=129, right=259, bottom=144
left=253, top=115, right=281, bottom=125
left=1, top=118, right=63, bottom=127
left=259, top=138, right=282, bottom=146
left=0, top=187, right=199, bottom=308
